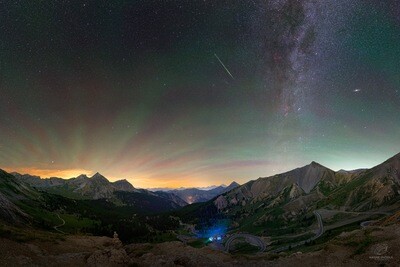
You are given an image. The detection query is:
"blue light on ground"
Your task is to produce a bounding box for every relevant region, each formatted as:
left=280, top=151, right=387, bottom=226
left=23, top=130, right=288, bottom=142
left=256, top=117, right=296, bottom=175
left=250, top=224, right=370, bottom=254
left=198, top=220, right=229, bottom=243
left=199, top=221, right=228, bottom=239
left=208, top=235, right=222, bottom=243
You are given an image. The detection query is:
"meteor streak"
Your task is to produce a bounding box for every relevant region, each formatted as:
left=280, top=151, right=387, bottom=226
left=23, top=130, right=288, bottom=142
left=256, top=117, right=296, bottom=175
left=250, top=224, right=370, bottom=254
left=214, top=53, right=235, bottom=80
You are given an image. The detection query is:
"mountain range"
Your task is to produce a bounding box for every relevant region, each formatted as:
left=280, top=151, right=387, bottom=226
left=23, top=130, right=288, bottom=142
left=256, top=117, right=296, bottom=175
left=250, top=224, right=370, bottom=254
left=1, top=152, right=399, bottom=244
left=11, top=172, right=138, bottom=199
left=12, top=171, right=188, bottom=208
left=11, top=171, right=240, bottom=205
left=174, top=152, right=400, bottom=238
left=8, top=171, right=188, bottom=217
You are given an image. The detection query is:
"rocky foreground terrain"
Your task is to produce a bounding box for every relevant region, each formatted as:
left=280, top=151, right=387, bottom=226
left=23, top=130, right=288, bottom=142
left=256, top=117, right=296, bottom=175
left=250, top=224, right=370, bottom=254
left=0, top=219, right=398, bottom=267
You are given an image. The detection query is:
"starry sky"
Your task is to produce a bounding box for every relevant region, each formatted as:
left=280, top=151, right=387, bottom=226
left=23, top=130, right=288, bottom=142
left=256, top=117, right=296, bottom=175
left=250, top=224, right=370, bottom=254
left=1, top=1, right=399, bottom=188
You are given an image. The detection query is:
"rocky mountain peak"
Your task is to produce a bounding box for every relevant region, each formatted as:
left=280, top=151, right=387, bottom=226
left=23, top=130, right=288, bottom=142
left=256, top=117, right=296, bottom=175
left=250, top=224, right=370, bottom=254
left=225, top=181, right=240, bottom=192
left=228, top=181, right=239, bottom=187
left=91, top=172, right=109, bottom=183
left=296, top=162, right=333, bottom=193
left=308, top=161, right=326, bottom=169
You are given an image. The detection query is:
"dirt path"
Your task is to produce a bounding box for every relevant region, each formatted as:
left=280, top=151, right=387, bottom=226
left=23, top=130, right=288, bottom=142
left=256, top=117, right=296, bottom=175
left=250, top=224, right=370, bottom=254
left=53, top=213, right=66, bottom=234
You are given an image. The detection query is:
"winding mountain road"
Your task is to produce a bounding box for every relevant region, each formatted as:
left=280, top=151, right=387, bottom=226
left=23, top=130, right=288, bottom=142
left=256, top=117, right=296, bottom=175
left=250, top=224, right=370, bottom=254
left=314, top=210, right=324, bottom=239
left=53, top=213, right=66, bottom=234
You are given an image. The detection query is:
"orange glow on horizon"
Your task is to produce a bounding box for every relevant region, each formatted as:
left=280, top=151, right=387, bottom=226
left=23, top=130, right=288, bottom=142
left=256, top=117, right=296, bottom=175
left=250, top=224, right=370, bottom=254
left=4, top=167, right=94, bottom=180
left=3, top=167, right=232, bottom=189
left=121, top=175, right=223, bottom=189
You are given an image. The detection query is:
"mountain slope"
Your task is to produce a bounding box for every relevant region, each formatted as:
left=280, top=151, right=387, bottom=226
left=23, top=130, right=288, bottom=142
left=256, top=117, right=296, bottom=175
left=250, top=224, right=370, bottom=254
left=321, top=152, right=400, bottom=211
left=153, top=191, right=188, bottom=207
left=0, top=169, right=44, bottom=224
left=216, top=162, right=335, bottom=210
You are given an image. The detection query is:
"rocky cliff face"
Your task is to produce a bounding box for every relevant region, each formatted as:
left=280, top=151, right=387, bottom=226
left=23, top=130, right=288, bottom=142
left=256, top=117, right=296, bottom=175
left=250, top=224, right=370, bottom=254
left=214, top=195, right=228, bottom=210
left=0, top=192, right=30, bottom=223
left=0, top=169, right=39, bottom=223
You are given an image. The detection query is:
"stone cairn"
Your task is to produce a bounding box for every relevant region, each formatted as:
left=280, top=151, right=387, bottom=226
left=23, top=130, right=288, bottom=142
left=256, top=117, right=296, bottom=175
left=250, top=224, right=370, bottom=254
left=113, top=231, right=123, bottom=248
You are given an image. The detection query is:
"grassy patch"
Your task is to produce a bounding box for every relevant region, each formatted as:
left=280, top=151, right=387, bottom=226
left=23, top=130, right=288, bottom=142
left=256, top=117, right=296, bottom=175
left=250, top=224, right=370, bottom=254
left=44, top=186, right=83, bottom=199
left=0, top=223, right=64, bottom=243
left=57, top=213, right=99, bottom=233
left=17, top=201, right=62, bottom=229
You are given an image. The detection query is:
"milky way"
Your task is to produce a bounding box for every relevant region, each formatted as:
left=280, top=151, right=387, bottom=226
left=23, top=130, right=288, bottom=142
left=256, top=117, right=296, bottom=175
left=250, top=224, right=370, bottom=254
left=0, top=1, right=399, bottom=188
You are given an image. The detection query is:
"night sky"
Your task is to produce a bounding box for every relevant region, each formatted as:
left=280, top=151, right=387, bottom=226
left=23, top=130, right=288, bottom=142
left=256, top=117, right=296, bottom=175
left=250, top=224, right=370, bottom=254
left=1, top=1, right=399, bottom=188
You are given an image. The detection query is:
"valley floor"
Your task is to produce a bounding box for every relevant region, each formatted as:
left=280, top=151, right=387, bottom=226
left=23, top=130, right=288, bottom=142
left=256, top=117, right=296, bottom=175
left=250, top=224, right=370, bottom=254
left=0, top=222, right=399, bottom=267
